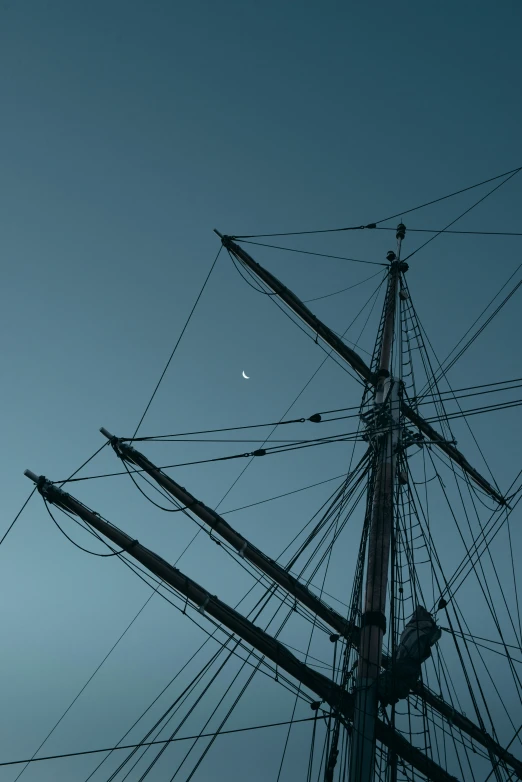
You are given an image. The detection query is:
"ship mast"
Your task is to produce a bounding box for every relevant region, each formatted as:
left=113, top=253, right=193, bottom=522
left=213, top=228, right=511, bottom=779
left=24, top=226, right=521, bottom=781
left=348, top=224, right=406, bottom=782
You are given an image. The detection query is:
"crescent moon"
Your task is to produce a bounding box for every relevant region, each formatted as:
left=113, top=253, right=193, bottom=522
left=242, top=371, right=250, bottom=379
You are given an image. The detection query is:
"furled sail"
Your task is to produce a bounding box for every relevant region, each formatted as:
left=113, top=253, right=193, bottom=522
left=378, top=606, right=442, bottom=706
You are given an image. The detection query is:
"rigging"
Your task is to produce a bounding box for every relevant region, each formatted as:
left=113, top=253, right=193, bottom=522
left=19, top=188, right=522, bottom=782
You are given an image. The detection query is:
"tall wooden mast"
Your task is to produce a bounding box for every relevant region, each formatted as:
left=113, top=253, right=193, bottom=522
left=24, top=226, right=521, bottom=781
left=348, top=224, right=406, bottom=782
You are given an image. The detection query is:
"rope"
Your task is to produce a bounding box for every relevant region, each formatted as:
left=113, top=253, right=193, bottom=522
left=230, top=164, right=522, bottom=237
left=132, top=246, right=222, bottom=438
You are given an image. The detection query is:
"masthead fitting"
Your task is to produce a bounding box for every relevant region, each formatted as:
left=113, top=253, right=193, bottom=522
left=386, top=251, right=396, bottom=262
left=396, top=222, right=406, bottom=240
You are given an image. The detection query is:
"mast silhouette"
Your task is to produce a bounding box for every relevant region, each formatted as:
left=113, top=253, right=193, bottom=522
left=347, top=224, right=405, bottom=782
left=24, top=226, right=519, bottom=780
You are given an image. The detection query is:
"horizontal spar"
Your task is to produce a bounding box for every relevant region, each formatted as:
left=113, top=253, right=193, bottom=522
left=411, top=683, right=522, bottom=779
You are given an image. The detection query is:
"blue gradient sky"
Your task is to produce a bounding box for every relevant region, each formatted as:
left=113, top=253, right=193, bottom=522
left=1, top=2, right=521, bottom=780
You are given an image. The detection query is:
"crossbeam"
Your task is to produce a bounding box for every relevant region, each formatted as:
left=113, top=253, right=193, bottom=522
left=411, top=684, right=522, bottom=778
left=25, top=470, right=459, bottom=782
left=217, top=234, right=505, bottom=506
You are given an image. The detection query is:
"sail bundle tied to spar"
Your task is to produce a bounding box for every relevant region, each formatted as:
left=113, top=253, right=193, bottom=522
left=378, top=606, right=442, bottom=706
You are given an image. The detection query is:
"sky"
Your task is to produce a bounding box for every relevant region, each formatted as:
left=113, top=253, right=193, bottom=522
left=1, top=1, right=522, bottom=780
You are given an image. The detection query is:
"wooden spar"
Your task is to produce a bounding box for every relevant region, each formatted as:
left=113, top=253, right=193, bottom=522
left=99, top=427, right=362, bottom=645
left=216, top=232, right=506, bottom=506
left=23, top=471, right=460, bottom=782
left=411, top=683, right=522, bottom=779
left=400, top=403, right=506, bottom=505
left=97, top=431, right=522, bottom=777
left=349, top=231, right=404, bottom=782
left=214, top=231, right=375, bottom=384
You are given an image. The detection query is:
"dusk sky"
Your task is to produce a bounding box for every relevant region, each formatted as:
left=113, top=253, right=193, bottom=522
left=1, top=2, right=521, bottom=780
